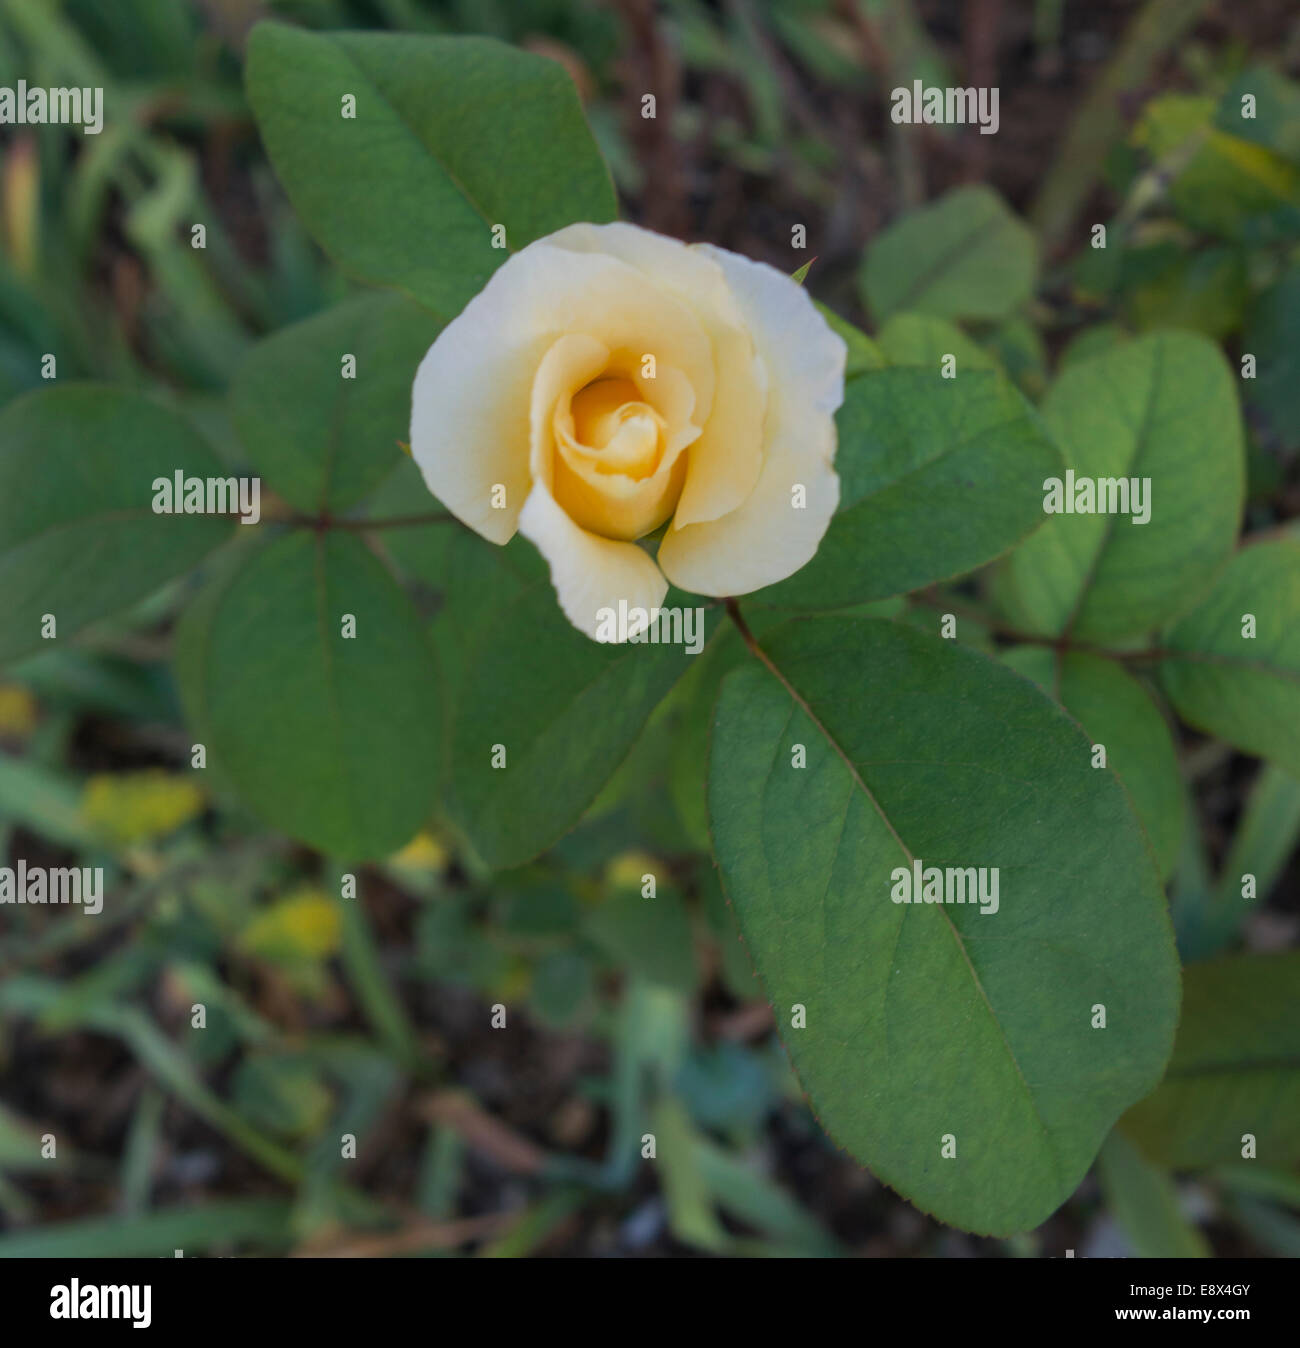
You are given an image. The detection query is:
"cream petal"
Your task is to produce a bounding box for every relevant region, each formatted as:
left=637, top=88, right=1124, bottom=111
left=544, top=223, right=766, bottom=527
left=529, top=333, right=609, bottom=481
left=694, top=243, right=847, bottom=417
left=657, top=247, right=846, bottom=596
left=671, top=326, right=766, bottom=528
left=657, top=413, right=839, bottom=596
left=553, top=431, right=689, bottom=540
left=410, top=240, right=716, bottom=544
left=518, top=478, right=669, bottom=641
left=529, top=340, right=697, bottom=540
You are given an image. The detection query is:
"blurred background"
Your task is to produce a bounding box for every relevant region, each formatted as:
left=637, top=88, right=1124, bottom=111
left=0, top=0, right=1298, bottom=1257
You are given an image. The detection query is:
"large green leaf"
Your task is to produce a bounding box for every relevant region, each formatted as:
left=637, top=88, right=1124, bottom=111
left=1121, top=951, right=1300, bottom=1170
left=1159, top=539, right=1300, bottom=776
left=245, top=22, right=617, bottom=317
left=1004, top=331, right=1244, bottom=641
left=753, top=367, right=1060, bottom=609
left=708, top=617, right=1179, bottom=1234
left=1002, top=647, right=1185, bottom=878
left=230, top=293, right=443, bottom=515
left=447, top=579, right=712, bottom=870
left=175, top=529, right=440, bottom=858
left=0, top=385, right=232, bottom=665
left=861, top=186, right=1037, bottom=323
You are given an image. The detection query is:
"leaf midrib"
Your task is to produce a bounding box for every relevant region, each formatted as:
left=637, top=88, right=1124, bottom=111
left=330, top=37, right=512, bottom=247
left=879, top=202, right=1009, bottom=318
left=743, top=624, right=1059, bottom=1175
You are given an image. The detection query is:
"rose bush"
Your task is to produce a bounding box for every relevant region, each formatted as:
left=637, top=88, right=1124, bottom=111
left=409, top=222, right=846, bottom=637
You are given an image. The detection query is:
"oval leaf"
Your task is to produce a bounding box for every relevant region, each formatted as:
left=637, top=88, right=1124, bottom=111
left=1003, top=646, right=1185, bottom=878
left=755, top=367, right=1061, bottom=609
left=246, top=22, right=617, bottom=317
left=175, top=530, right=440, bottom=858
left=1159, top=539, right=1300, bottom=775
left=0, top=385, right=232, bottom=665
left=230, top=293, right=443, bottom=515
left=1120, top=951, right=1300, bottom=1170
left=448, top=580, right=712, bottom=870
left=1004, top=331, right=1244, bottom=641
left=861, top=185, right=1037, bottom=323
left=708, top=617, right=1180, bottom=1233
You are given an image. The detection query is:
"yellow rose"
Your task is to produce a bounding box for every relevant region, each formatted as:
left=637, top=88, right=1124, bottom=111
left=410, top=223, right=845, bottom=639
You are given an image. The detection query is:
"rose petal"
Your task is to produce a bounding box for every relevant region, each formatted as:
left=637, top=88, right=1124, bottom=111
left=517, top=478, right=669, bottom=641
left=543, top=223, right=765, bottom=528
left=411, top=240, right=715, bottom=544
left=657, top=247, right=846, bottom=595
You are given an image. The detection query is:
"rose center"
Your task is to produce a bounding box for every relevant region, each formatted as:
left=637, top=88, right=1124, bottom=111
left=569, top=377, right=667, bottom=481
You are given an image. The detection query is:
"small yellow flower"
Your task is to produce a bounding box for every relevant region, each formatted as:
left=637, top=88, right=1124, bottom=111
left=388, top=830, right=448, bottom=873
left=0, top=684, right=38, bottom=739
left=239, top=887, right=341, bottom=963
left=82, top=769, right=205, bottom=845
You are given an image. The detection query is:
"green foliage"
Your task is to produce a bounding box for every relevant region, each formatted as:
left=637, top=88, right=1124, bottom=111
left=708, top=619, right=1179, bottom=1233
left=447, top=576, right=712, bottom=868
left=2, top=2, right=1297, bottom=1259
left=1121, top=952, right=1300, bottom=1170
left=1098, top=1131, right=1210, bottom=1257
left=1002, top=648, right=1185, bottom=878
left=756, top=367, right=1060, bottom=609
left=861, top=186, right=1037, bottom=323
left=245, top=21, right=617, bottom=316
left=230, top=293, right=443, bottom=515
left=1004, top=332, right=1243, bottom=641
left=176, top=531, right=440, bottom=859
left=0, top=386, right=231, bottom=663
left=1159, top=540, right=1300, bottom=777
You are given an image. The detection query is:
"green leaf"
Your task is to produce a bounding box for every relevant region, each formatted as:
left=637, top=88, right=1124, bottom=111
left=877, top=312, right=996, bottom=372
left=1097, top=1131, right=1210, bottom=1257
left=754, top=367, right=1061, bottom=609
left=1244, top=264, right=1300, bottom=446
left=1217, top=67, right=1300, bottom=167
left=1002, top=647, right=1185, bottom=878
left=815, top=302, right=885, bottom=375
left=584, top=883, right=697, bottom=992
left=0, top=1199, right=292, bottom=1258
left=708, top=617, right=1179, bottom=1234
left=1136, top=94, right=1300, bottom=242
left=651, top=1096, right=732, bottom=1252
left=0, top=385, right=231, bottom=665
left=175, top=530, right=440, bottom=858
left=446, top=579, right=711, bottom=869
left=861, top=186, right=1037, bottom=323
left=1121, top=244, right=1249, bottom=341
left=1004, top=331, right=1244, bottom=641
left=1159, top=540, right=1300, bottom=776
left=232, top=1052, right=334, bottom=1139
left=230, top=292, right=442, bottom=515
left=245, top=22, right=617, bottom=318
left=1121, top=951, right=1300, bottom=1170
